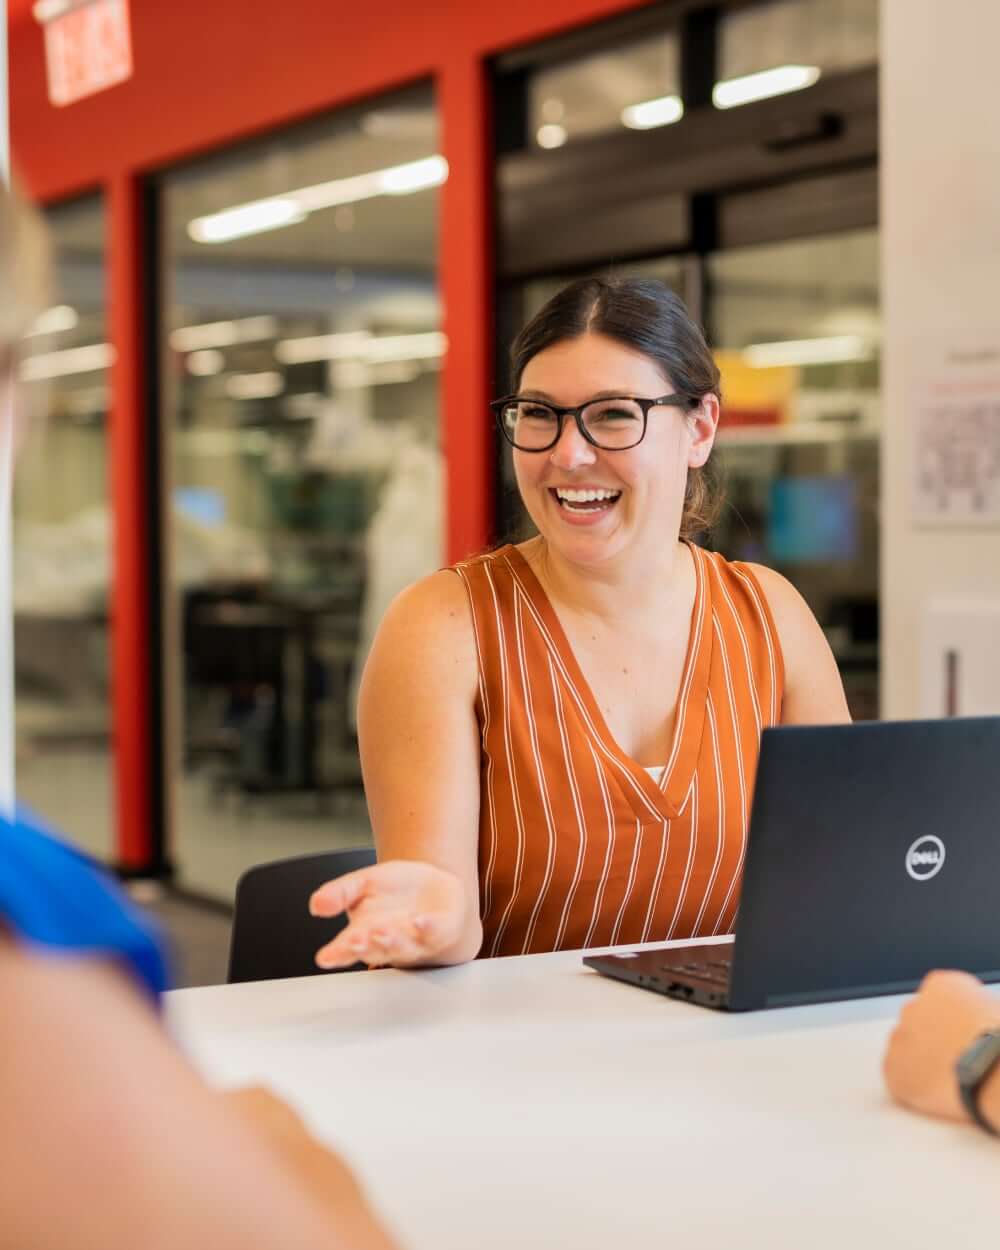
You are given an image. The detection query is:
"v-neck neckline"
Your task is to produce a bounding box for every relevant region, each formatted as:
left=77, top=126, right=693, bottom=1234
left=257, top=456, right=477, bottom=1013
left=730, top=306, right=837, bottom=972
left=501, top=542, right=713, bottom=820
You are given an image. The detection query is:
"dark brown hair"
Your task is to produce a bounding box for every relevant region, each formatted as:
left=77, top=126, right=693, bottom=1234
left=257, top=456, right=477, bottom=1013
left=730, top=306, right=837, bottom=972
left=511, top=275, right=723, bottom=540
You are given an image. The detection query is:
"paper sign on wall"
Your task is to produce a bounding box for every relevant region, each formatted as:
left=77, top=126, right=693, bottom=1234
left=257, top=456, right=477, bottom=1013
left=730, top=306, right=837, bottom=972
left=36, top=0, right=133, bottom=108
left=912, top=340, right=1000, bottom=524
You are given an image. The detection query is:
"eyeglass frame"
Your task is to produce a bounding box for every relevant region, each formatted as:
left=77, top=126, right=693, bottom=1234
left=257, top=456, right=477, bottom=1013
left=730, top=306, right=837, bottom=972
left=490, top=392, right=698, bottom=452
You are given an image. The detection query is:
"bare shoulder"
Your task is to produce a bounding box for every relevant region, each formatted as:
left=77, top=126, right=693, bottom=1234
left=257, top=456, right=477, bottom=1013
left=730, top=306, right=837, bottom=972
left=741, top=562, right=850, bottom=724
left=741, top=562, right=817, bottom=639
left=363, top=569, right=478, bottom=695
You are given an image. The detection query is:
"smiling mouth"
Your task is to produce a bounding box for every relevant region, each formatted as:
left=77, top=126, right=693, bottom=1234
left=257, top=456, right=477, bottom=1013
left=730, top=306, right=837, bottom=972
left=550, top=487, right=622, bottom=513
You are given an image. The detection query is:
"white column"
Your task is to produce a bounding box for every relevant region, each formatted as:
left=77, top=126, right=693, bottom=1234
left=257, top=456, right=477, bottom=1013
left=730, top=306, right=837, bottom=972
left=0, top=0, right=16, bottom=817
left=881, top=0, right=1000, bottom=719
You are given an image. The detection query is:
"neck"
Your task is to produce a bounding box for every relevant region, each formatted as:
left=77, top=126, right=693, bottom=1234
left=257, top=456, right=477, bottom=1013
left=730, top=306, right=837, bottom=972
left=523, top=535, right=690, bottom=625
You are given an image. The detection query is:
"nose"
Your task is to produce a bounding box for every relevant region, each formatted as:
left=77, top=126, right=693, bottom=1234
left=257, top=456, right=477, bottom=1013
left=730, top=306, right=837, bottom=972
left=548, top=415, right=597, bottom=470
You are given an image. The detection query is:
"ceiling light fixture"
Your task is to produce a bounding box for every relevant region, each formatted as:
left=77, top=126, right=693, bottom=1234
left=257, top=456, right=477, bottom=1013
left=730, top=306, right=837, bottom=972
left=742, top=335, right=872, bottom=369
left=713, top=64, right=821, bottom=110
left=274, top=329, right=446, bottom=367
left=20, top=343, right=116, bottom=382
left=27, top=304, right=79, bottom=337
left=621, top=95, right=684, bottom=130
left=170, top=315, right=278, bottom=354
left=225, top=371, right=285, bottom=400
left=188, top=155, right=448, bottom=245
left=188, top=199, right=306, bottom=245
left=536, top=123, right=568, bottom=149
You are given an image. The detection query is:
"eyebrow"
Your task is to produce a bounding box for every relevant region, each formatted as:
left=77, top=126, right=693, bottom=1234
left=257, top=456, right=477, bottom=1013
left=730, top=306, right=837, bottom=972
left=518, top=389, right=662, bottom=403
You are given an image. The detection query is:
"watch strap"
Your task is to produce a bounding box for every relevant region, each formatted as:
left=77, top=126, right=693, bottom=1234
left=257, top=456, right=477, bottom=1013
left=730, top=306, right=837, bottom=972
left=957, top=1030, right=1000, bottom=1136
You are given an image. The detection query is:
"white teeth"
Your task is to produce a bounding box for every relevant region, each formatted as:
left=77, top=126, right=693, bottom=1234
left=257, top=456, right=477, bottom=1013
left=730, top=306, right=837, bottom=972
left=555, top=487, right=620, bottom=503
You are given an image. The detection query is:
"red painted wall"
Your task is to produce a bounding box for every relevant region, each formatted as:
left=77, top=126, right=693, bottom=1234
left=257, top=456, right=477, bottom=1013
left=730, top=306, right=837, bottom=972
left=9, top=0, right=648, bottom=868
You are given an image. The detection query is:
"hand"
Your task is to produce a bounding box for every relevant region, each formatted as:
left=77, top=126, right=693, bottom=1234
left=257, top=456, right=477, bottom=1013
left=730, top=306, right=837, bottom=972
left=310, top=859, right=468, bottom=969
left=222, top=1087, right=398, bottom=1250
left=883, top=970, right=1000, bottom=1122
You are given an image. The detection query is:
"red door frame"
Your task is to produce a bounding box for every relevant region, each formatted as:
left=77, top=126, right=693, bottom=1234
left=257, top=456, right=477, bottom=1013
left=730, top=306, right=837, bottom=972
left=8, top=0, right=648, bottom=870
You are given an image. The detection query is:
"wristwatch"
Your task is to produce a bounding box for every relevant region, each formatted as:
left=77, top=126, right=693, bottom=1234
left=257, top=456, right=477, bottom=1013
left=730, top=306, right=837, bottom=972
left=956, top=1029, right=1000, bottom=1136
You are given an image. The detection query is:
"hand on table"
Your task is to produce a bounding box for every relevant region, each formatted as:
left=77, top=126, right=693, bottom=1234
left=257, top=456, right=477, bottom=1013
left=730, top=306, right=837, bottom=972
left=310, top=859, right=468, bottom=969
left=883, top=970, right=1000, bottom=1122
left=223, top=1087, right=398, bottom=1250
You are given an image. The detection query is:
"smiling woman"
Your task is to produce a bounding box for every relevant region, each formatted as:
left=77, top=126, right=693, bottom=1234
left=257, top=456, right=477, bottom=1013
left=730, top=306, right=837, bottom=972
left=307, top=276, right=852, bottom=969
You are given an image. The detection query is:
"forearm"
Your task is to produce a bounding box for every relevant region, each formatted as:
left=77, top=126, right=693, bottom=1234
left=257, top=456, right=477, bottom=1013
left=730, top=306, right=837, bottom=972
left=0, top=943, right=387, bottom=1250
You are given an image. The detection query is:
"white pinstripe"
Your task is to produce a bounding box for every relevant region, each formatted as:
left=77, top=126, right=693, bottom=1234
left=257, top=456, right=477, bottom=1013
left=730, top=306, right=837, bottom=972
left=609, top=819, right=644, bottom=946
left=665, top=774, right=698, bottom=940
left=730, top=564, right=780, bottom=727
left=513, top=587, right=560, bottom=955
left=454, top=563, right=498, bottom=921
left=690, top=693, right=725, bottom=936
left=710, top=616, right=750, bottom=935
left=660, top=542, right=707, bottom=794
left=548, top=657, right=589, bottom=951
left=582, top=740, right=618, bottom=949
left=483, top=562, right=528, bottom=956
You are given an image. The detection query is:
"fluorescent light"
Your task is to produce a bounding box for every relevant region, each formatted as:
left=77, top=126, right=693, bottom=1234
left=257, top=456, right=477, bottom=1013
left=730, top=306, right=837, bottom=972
left=27, top=304, right=78, bottom=337
left=380, top=156, right=448, bottom=196
left=621, top=95, right=684, bottom=130
left=713, top=65, right=820, bottom=109
left=275, top=331, right=373, bottom=366
left=188, top=156, right=449, bottom=245
left=742, top=335, right=873, bottom=368
left=170, top=316, right=277, bottom=353
left=188, top=199, right=307, bottom=245
left=275, top=329, right=446, bottom=367
left=186, top=349, right=225, bottom=377
left=20, top=343, right=116, bottom=381
left=364, top=331, right=446, bottom=364
left=225, top=371, right=285, bottom=400
left=536, top=123, right=568, bottom=149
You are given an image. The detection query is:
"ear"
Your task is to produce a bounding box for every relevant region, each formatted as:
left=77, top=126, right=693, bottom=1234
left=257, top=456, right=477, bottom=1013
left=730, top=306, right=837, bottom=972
left=686, top=394, right=719, bottom=469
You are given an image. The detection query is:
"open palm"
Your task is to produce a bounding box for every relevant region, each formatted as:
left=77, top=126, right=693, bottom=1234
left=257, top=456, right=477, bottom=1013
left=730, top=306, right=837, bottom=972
left=310, top=859, right=467, bottom=969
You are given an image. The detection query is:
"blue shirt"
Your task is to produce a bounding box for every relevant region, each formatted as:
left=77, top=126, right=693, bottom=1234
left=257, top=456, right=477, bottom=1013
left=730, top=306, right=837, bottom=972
left=0, top=806, right=170, bottom=1001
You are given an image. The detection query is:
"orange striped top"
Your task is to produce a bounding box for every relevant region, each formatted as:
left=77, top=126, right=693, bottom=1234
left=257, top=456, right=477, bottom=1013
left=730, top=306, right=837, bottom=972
left=453, top=542, right=784, bottom=958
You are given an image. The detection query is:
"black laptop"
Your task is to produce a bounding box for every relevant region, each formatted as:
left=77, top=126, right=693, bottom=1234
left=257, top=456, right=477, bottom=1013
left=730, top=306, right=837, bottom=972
left=584, top=717, right=1000, bottom=1011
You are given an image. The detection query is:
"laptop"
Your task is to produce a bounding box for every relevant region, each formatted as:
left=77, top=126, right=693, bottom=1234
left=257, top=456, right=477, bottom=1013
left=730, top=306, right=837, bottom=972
left=584, top=717, right=1000, bottom=1011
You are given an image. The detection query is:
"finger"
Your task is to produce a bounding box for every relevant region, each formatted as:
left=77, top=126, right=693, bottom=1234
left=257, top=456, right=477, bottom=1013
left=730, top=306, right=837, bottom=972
left=309, top=867, right=375, bottom=918
left=315, top=916, right=404, bottom=969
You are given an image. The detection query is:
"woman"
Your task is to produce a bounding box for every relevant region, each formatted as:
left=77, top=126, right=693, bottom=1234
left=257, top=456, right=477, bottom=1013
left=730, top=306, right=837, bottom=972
left=0, top=185, right=396, bottom=1250
left=312, top=276, right=850, bottom=969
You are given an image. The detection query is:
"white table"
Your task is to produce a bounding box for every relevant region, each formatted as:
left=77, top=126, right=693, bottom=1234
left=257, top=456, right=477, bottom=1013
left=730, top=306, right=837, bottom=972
left=165, top=938, right=1000, bottom=1250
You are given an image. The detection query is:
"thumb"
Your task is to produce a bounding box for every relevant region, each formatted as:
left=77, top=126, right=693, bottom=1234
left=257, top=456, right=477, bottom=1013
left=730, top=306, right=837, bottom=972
left=309, top=866, right=376, bottom=918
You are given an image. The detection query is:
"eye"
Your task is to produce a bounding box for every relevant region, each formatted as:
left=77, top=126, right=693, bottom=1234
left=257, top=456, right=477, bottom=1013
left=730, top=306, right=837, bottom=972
left=518, top=403, right=558, bottom=421
left=586, top=400, right=642, bottom=424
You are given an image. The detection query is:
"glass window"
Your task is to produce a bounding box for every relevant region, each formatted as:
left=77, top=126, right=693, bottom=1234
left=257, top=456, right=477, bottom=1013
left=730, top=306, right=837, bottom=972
left=161, top=86, right=442, bottom=901
left=708, top=228, right=880, bottom=719
left=15, top=197, right=114, bottom=859
left=718, top=0, right=879, bottom=90
left=529, top=32, right=681, bottom=150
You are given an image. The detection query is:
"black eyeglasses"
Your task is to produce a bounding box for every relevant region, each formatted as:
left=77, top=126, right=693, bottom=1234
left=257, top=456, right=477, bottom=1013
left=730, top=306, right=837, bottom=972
left=490, top=393, right=694, bottom=452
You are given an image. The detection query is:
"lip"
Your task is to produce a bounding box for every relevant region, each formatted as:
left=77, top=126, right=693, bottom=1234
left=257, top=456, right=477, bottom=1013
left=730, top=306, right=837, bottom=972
left=547, top=486, right=621, bottom=527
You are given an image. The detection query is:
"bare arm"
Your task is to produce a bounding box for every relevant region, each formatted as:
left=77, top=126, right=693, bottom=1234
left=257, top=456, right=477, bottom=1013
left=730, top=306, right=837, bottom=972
left=312, top=571, right=483, bottom=968
left=747, top=564, right=852, bottom=726
left=0, top=939, right=397, bottom=1250
left=884, top=970, right=1000, bottom=1129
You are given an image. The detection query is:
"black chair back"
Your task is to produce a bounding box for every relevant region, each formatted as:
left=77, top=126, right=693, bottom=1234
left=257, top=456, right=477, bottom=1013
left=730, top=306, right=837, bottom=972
left=227, top=847, right=377, bottom=983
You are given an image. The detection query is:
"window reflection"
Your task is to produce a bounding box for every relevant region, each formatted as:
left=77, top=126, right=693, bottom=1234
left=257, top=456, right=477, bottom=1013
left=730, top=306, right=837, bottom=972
left=709, top=228, right=880, bottom=719
left=162, top=88, right=442, bottom=900
left=15, top=197, right=113, bottom=859
left=718, top=0, right=879, bottom=86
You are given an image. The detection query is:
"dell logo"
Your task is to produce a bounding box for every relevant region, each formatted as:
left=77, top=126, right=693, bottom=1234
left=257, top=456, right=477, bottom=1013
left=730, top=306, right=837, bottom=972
left=906, top=835, right=946, bottom=882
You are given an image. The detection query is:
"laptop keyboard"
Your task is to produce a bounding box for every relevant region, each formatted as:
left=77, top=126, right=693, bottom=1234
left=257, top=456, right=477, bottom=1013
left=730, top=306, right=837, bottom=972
left=659, top=956, right=732, bottom=986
